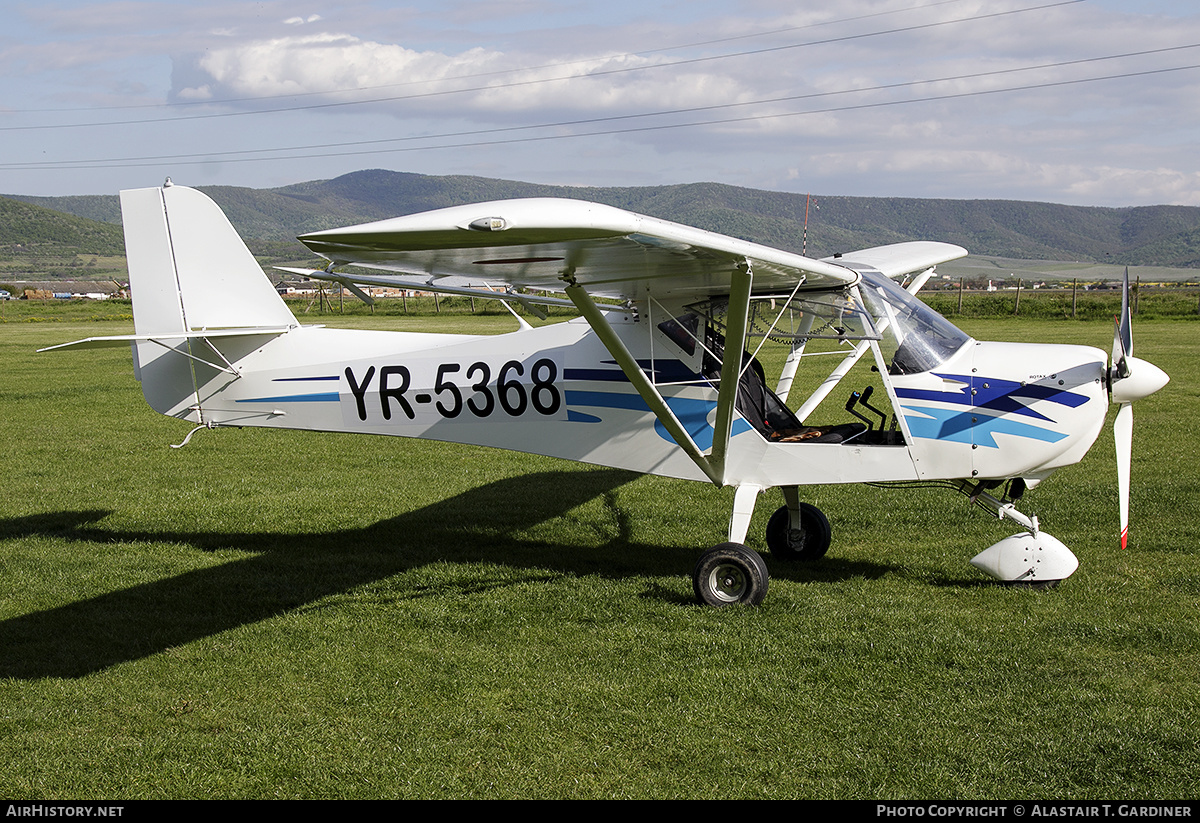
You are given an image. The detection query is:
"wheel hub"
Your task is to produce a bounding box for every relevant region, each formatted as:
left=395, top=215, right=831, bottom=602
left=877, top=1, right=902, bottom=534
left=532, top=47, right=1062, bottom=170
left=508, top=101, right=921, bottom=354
left=711, top=564, right=747, bottom=601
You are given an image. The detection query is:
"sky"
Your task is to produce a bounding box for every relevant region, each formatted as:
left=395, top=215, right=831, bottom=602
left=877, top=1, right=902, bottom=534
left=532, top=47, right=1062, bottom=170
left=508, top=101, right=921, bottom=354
left=2, top=0, right=1199, bottom=207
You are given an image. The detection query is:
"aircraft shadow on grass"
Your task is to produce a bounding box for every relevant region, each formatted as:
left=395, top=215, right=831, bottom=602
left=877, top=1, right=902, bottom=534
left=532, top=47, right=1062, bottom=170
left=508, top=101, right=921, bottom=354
left=0, top=469, right=894, bottom=679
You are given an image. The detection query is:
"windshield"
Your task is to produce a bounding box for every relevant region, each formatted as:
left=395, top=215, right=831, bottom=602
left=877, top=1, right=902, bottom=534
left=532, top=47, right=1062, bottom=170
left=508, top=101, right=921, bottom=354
left=857, top=271, right=970, bottom=374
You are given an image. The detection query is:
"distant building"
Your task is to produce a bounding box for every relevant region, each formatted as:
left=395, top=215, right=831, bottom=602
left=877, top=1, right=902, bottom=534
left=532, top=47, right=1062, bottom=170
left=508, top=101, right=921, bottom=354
left=14, top=281, right=125, bottom=299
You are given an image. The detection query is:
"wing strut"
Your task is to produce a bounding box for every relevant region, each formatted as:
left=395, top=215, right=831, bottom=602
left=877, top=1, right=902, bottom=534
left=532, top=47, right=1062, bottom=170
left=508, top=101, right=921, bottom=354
left=563, top=282, right=719, bottom=485
left=563, top=263, right=755, bottom=486
left=710, top=260, right=754, bottom=482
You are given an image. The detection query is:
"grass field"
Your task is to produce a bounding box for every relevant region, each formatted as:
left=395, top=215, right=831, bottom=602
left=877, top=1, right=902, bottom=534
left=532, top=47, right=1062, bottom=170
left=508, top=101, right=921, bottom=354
left=0, top=304, right=1197, bottom=799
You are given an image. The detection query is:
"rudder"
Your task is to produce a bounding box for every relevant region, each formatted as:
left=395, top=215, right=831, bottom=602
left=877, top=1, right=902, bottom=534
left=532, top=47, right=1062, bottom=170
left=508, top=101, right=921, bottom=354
left=120, top=182, right=297, bottom=419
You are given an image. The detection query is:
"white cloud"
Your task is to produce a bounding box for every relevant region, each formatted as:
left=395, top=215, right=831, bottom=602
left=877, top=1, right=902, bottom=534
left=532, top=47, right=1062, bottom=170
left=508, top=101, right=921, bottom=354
left=188, top=33, right=472, bottom=98
left=178, top=31, right=757, bottom=117
left=7, top=0, right=1200, bottom=204
left=1063, top=166, right=1200, bottom=208
left=175, top=84, right=213, bottom=101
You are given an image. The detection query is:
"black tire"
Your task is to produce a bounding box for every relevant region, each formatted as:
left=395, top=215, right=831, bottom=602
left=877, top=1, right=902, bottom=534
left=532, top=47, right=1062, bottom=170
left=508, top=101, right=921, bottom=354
left=693, top=543, right=770, bottom=607
left=765, top=503, right=831, bottom=561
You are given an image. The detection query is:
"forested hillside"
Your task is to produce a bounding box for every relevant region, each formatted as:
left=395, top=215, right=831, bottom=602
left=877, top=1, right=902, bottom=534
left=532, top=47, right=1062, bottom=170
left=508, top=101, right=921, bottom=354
left=7, top=169, right=1200, bottom=273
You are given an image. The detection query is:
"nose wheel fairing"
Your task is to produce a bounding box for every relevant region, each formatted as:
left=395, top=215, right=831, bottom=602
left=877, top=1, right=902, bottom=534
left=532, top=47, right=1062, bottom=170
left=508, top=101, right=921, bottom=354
left=969, top=531, right=1079, bottom=586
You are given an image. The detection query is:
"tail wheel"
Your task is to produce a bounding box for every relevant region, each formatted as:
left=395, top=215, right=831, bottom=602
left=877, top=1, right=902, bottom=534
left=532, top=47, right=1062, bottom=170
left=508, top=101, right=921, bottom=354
left=693, top=543, right=769, bottom=607
left=765, top=503, right=831, bottom=561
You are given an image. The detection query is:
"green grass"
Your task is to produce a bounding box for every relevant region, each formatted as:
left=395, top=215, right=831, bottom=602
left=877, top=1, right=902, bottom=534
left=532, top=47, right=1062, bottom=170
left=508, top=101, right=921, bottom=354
left=922, top=287, right=1200, bottom=321
left=0, top=308, right=1197, bottom=799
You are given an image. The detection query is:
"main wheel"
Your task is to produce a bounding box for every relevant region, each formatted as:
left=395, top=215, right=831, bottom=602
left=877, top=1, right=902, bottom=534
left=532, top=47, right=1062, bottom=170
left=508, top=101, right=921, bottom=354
left=693, top=543, right=769, bottom=607
left=765, top=503, right=831, bottom=561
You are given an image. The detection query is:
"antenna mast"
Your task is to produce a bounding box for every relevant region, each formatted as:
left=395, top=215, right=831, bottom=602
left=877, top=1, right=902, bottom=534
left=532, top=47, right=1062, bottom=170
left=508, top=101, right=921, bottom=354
left=802, top=194, right=811, bottom=256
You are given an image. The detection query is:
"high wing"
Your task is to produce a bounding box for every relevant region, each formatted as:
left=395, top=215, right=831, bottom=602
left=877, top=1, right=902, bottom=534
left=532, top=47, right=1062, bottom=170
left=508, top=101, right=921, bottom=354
left=298, top=198, right=863, bottom=302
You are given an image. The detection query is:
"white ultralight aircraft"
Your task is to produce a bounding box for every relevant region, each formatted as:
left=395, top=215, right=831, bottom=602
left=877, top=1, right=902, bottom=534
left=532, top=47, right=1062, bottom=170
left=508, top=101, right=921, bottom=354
left=45, top=181, right=1170, bottom=606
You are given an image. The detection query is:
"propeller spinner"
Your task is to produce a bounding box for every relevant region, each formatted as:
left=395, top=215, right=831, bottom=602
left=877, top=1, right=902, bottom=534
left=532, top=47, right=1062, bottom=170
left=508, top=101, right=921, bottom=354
left=1108, top=268, right=1170, bottom=549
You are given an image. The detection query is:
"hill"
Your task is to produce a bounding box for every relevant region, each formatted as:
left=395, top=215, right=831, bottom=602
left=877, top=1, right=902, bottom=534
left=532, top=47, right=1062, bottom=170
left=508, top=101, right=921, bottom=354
left=7, top=170, right=1200, bottom=274
left=0, top=196, right=124, bottom=256
left=0, top=196, right=127, bottom=284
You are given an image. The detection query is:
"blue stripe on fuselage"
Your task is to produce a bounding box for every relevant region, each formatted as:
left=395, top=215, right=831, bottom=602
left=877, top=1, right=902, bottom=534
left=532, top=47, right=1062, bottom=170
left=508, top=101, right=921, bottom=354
left=564, top=390, right=751, bottom=449
left=901, top=405, right=1068, bottom=447
left=894, top=372, right=1088, bottom=423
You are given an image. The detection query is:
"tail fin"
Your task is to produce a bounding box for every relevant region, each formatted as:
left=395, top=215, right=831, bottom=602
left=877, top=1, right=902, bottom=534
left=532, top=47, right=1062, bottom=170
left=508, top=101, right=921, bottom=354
left=122, top=182, right=296, bottom=333
left=120, top=182, right=297, bottom=419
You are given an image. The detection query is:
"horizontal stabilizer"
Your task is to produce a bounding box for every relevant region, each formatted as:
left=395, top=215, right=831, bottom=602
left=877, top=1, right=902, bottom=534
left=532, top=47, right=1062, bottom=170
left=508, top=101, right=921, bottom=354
left=39, top=327, right=297, bottom=353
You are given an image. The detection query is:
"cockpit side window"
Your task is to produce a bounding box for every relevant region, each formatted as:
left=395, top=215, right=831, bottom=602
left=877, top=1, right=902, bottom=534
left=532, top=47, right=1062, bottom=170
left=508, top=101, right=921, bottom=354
left=858, top=271, right=970, bottom=374
left=656, top=313, right=700, bottom=356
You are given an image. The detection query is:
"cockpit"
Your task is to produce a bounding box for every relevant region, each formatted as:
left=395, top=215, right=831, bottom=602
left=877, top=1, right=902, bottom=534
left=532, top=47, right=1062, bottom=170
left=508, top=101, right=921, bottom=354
left=657, top=268, right=972, bottom=445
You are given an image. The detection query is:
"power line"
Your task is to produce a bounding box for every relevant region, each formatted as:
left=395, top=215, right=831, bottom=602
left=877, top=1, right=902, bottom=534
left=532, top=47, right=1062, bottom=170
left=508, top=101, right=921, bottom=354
left=1, top=0, right=1084, bottom=133
left=63, top=43, right=1193, bottom=165
left=7, top=0, right=979, bottom=115
left=6, top=58, right=1194, bottom=172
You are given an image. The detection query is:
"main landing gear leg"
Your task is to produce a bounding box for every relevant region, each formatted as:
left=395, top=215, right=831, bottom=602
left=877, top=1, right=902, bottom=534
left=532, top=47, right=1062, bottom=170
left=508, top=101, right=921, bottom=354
left=727, top=484, right=761, bottom=546
left=765, top=486, right=831, bottom=561
left=693, top=485, right=769, bottom=607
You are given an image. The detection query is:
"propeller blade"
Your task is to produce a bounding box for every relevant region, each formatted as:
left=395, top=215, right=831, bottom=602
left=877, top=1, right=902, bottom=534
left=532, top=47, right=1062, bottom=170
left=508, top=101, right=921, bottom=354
left=1119, top=267, right=1133, bottom=359
left=1114, top=402, right=1133, bottom=550
left=1105, top=268, right=1167, bottom=551
left=1111, top=268, right=1133, bottom=380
